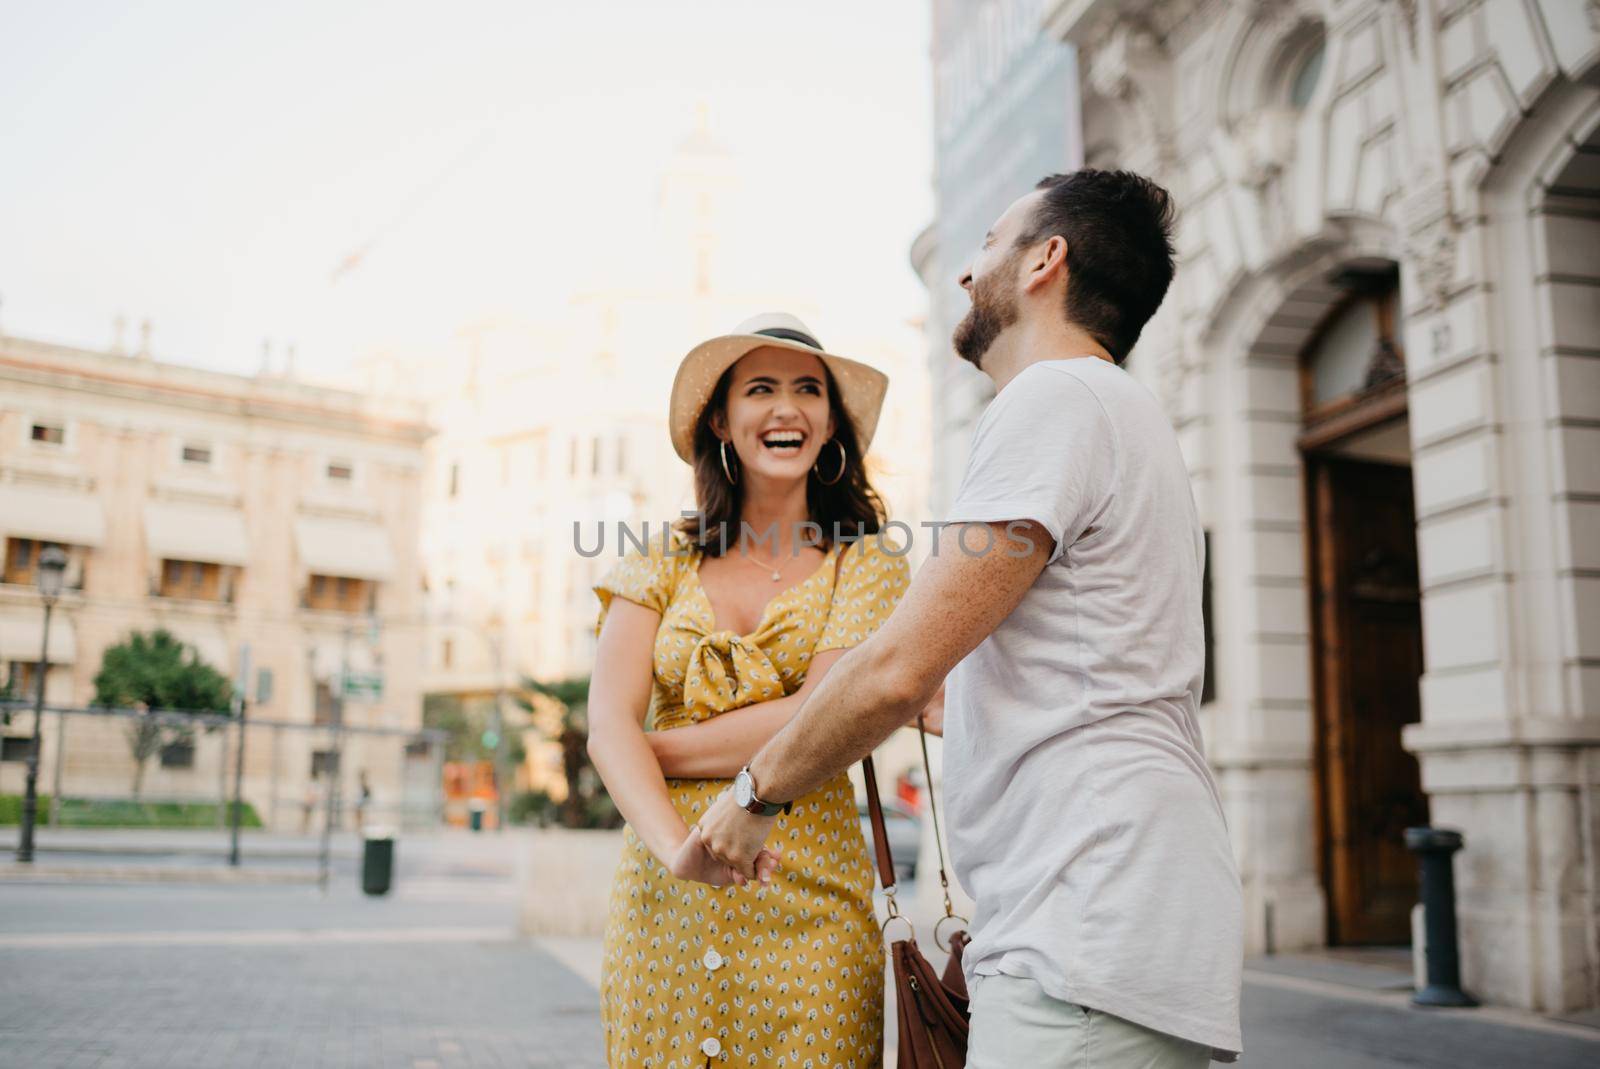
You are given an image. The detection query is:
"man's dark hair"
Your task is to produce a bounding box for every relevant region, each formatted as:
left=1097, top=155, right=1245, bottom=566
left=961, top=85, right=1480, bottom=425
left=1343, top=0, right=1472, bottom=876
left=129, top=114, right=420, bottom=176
left=1017, top=170, right=1177, bottom=365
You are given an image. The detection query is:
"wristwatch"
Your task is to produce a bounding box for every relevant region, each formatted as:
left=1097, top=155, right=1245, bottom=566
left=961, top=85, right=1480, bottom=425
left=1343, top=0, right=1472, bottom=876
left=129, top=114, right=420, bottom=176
left=733, top=766, right=791, bottom=817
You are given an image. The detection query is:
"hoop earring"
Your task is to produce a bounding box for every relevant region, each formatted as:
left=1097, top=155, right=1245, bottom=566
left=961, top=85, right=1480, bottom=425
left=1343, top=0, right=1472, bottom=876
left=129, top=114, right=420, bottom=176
left=814, top=439, right=847, bottom=486
left=719, top=439, right=738, bottom=485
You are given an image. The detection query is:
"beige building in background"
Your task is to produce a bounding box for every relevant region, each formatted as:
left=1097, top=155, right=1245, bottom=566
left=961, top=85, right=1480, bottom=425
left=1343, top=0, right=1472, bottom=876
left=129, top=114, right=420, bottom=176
left=0, top=333, right=431, bottom=830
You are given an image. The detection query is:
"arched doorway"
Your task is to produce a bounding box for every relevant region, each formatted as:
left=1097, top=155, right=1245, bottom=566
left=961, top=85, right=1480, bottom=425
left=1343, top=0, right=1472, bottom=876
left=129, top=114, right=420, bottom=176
left=1298, top=261, right=1429, bottom=946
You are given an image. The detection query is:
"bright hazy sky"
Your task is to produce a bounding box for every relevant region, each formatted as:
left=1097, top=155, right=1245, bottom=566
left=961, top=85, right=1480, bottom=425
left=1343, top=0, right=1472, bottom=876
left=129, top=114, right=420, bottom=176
left=0, top=1, right=934, bottom=378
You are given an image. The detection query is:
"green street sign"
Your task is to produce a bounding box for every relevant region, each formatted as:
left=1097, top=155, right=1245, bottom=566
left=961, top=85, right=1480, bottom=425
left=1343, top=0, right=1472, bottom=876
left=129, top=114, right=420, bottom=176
left=342, top=673, right=383, bottom=701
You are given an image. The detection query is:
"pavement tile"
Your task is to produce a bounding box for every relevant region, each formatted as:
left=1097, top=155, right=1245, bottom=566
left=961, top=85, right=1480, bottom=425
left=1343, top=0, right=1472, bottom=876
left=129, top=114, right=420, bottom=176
left=4, top=833, right=1596, bottom=1068
left=0, top=939, right=605, bottom=1069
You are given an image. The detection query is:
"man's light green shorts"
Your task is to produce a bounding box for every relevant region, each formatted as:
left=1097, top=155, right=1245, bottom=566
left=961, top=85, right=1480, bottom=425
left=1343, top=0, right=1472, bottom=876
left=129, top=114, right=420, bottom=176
left=968, top=974, right=1212, bottom=1068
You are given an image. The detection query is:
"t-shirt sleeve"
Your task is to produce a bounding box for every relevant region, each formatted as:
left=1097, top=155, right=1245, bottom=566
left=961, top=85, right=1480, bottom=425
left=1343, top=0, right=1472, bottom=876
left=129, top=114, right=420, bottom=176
left=816, top=533, right=913, bottom=652
left=945, top=365, right=1117, bottom=565
left=593, top=541, right=684, bottom=634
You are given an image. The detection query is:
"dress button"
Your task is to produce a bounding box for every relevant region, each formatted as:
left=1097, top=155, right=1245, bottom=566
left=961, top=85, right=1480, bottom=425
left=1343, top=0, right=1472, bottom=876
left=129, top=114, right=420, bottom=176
left=700, top=1036, right=722, bottom=1057
left=703, top=949, right=724, bottom=970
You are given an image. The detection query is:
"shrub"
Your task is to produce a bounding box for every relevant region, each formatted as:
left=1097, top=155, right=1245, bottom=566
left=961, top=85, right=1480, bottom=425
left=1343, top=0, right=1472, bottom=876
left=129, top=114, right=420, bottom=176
left=508, top=789, right=556, bottom=827
left=0, top=793, right=51, bottom=825
left=0, top=796, right=262, bottom=828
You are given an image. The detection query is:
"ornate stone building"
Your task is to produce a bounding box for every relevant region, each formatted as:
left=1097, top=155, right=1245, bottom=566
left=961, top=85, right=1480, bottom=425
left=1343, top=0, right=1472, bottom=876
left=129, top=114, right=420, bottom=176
left=1021, top=0, right=1600, bottom=1013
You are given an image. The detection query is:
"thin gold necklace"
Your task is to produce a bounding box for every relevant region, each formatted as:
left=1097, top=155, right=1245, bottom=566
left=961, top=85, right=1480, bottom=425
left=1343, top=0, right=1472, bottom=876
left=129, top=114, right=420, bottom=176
left=737, top=545, right=786, bottom=582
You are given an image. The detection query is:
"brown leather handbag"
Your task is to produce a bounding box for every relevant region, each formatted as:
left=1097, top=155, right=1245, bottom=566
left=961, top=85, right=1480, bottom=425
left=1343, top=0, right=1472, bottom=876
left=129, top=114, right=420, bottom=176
left=862, top=716, right=971, bottom=1068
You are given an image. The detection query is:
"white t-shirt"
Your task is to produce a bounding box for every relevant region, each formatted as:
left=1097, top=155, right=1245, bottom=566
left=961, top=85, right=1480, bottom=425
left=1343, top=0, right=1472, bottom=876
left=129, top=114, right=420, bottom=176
left=943, top=357, right=1243, bottom=1059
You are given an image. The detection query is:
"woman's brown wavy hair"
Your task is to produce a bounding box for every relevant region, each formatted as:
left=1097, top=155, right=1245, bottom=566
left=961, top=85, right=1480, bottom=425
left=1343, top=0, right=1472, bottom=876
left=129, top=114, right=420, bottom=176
left=674, top=360, right=886, bottom=557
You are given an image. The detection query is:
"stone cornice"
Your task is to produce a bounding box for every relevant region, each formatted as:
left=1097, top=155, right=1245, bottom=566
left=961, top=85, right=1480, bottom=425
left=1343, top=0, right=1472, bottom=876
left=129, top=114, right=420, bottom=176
left=1405, top=717, right=1600, bottom=753
left=0, top=340, right=431, bottom=445
left=1044, top=0, right=1218, bottom=49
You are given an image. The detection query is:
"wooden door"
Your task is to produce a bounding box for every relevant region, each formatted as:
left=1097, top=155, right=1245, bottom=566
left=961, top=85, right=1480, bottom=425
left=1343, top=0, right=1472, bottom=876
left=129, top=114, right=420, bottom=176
left=1310, top=458, right=1429, bottom=945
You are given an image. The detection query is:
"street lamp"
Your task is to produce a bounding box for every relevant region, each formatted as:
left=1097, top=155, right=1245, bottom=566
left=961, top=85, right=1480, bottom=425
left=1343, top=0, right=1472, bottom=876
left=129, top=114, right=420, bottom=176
left=16, top=545, right=67, bottom=864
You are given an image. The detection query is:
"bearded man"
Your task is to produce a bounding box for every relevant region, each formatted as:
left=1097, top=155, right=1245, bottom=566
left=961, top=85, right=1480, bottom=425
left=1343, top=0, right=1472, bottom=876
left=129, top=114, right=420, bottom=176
left=683, top=170, right=1245, bottom=1067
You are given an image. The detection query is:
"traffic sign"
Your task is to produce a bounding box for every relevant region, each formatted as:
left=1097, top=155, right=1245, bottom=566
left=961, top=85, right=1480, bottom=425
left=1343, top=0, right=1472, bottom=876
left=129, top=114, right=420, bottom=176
left=342, top=672, right=383, bottom=701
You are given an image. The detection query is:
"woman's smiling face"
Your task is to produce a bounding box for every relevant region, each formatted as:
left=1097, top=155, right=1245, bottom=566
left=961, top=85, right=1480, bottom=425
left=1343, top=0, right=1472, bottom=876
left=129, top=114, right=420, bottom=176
left=713, top=345, right=835, bottom=488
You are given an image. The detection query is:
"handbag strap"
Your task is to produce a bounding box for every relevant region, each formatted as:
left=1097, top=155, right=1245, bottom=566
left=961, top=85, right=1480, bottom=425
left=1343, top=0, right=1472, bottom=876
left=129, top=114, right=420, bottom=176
left=915, top=710, right=956, bottom=917
left=863, top=710, right=956, bottom=920
left=862, top=755, right=898, bottom=890
left=832, top=536, right=958, bottom=922
left=826, top=539, right=902, bottom=890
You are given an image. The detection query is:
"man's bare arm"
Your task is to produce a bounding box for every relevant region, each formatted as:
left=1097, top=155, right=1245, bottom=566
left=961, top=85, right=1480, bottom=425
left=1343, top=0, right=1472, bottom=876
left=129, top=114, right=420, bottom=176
left=647, top=650, right=845, bottom=780
left=746, top=521, right=1053, bottom=804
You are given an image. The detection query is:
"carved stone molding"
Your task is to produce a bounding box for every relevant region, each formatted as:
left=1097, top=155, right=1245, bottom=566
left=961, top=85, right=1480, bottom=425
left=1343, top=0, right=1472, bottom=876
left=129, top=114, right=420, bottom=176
left=1144, top=0, right=1214, bottom=43
left=1230, top=108, right=1298, bottom=188
left=1050, top=0, right=1211, bottom=50
left=1154, top=348, right=1193, bottom=421
left=1246, top=0, right=1301, bottom=33
left=1392, top=0, right=1420, bottom=57
left=1079, top=13, right=1179, bottom=172
left=1083, top=17, right=1162, bottom=101
left=1403, top=182, right=1459, bottom=307
left=1408, top=224, right=1458, bottom=307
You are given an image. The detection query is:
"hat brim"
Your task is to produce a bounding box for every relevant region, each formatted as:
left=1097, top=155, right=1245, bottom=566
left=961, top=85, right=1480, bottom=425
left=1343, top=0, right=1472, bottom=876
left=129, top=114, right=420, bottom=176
left=669, top=334, right=889, bottom=464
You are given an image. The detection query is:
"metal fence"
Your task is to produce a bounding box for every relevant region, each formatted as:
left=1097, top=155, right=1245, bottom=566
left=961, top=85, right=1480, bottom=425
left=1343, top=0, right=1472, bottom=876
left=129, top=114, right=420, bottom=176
left=0, top=700, right=447, bottom=834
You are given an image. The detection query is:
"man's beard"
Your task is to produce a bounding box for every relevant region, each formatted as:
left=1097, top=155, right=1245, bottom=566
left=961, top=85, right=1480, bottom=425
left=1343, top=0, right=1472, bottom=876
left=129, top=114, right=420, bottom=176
left=952, top=259, right=1019, bottom=369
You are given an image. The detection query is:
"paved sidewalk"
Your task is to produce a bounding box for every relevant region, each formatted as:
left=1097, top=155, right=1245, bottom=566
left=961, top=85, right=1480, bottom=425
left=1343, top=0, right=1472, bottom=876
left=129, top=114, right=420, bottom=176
left=0, top=933, right=603, bottom=1069
left=1236, top=962, right=1599, bottom=1068
left=0, top=833, right=593, bottom=1069
left=2, top=831, right=1596, bottom=1067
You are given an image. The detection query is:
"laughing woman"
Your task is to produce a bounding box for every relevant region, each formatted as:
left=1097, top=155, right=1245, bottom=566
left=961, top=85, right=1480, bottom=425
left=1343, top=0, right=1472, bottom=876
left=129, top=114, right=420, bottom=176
left=587, top=314, right=911, bottom=1068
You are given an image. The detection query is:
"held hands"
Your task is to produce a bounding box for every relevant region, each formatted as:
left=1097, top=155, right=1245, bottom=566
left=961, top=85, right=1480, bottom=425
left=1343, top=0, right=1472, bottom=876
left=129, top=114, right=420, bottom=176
left=672, top=789, right=782, bottom=887
left=669, top=824, right=781, bottom=888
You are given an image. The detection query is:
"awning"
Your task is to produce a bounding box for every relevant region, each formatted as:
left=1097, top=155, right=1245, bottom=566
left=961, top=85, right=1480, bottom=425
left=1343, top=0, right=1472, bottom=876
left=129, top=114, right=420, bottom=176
left=294, top=516, right=395, bottom=581
left=0, top=614, right=77, bottom=664
left=156, top=624, right=231, bottom=673
left=0, top=483, right=106, bottom=547
left=143, top=502, right=250, bottom=566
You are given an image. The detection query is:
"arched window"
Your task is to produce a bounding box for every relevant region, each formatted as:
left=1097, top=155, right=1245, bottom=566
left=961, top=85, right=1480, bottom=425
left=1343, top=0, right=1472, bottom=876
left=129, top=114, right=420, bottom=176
left=1253, top=21, right=1327, bottom=115
left=1287, top=38, right=1325, bottom=109
left=1301, top=262, right=1405, bottom=422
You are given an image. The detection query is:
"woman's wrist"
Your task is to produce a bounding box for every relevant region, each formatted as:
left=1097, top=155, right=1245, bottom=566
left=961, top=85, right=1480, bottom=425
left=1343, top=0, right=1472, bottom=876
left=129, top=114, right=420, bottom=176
left=648, top=821, right=692, bottom=867
left=646, top=729, right=676, bottom=775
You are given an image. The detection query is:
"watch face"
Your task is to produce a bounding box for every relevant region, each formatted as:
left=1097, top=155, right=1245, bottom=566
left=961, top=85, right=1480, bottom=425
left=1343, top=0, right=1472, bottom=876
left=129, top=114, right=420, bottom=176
left=733, top=770, right=754, bottom=809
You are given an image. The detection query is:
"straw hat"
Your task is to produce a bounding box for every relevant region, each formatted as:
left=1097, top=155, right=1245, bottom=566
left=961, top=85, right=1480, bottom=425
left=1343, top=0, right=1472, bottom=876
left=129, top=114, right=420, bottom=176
left=669, top=313, right=889, bottom=463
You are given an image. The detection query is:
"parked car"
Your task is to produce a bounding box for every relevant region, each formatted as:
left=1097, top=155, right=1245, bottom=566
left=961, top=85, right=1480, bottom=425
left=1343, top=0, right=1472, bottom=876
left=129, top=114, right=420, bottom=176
left=858, top=797, right=920, bottom=884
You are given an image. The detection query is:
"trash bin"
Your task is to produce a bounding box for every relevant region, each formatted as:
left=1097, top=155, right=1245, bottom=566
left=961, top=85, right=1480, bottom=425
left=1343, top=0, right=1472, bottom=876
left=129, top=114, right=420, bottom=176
left=468, top=798, right=486, bottom=832
left=362, top=826, right=395, bottom=896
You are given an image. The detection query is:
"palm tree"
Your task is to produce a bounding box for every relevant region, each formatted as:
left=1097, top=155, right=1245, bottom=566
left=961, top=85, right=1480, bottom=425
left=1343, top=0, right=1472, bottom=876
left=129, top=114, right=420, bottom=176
left=520, top=676, right=607, bottom=828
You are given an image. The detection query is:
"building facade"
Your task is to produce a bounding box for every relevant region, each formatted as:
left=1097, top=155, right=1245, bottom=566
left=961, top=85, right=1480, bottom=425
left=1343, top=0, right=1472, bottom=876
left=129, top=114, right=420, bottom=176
left=0, top=335, right=430, bottom=830
left=916, top=0, right=1596, bottom=1013
left=920, top=0, right=1083, bottom=510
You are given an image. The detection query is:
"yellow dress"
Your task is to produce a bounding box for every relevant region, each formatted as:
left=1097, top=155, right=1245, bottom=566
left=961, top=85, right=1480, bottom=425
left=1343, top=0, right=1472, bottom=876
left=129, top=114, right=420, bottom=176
left=594, top=530, right=911, bottom=1068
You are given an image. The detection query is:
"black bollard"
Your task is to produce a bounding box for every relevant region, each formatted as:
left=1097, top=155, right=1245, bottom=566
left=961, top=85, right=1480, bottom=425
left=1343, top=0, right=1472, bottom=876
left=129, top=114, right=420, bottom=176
left=1405, top=827, right=1477, bottom=1008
